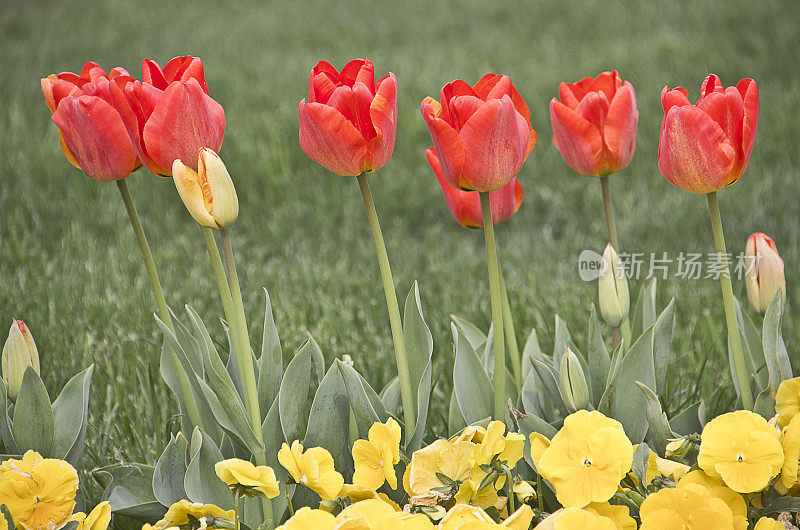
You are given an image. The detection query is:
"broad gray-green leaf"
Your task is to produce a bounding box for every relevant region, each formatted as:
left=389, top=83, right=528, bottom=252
left=448, top=390, right=466, bottom=437
left=516, top=411, right=557, bottom=439
left=12, top=367, right=54, bottom=455
left=735, top=297, right=767, bottom=390
left=631, top=443, right=650, bottom=486
left=670, top=402, right=702, bottom=435
left=630, top=283, right=646, bottom=339
left=453, top=323, right=493, bottom=425
left=52, top=364, right=93, bottom=466
left=552, top=315, right=572, bottom=375
left=95, top=463, right=165, bottom=521
left=379, top=377, right=401, bottom=417
left=153, top=433, right=189, bottom=506
left=521, top=328, right=542, bottom=380
left=754, top=388, right=776, bottom=421
left=521, top=370, right=542, bottom=417
left=762, top=287, right=791, bottom=393
left=636, top=381, right=673, bottom=455
left=0, top=378, right=18, bottom=454
left=652, top=299, right=675, bottom=396
left=258, top=289, right=283, bottom=417
left=451, top=315, right=487, bottom=351
left=337, top=360, right=387, bottom=440
left=185, top=428, right=233, bottom=509
left=601, top=327, right=655, bottom=444
left=279, top=340, right=314, bottom=442
left=587, top=304, right=610, bottom=405
left=186, top=306, right=260, bottom=453
left=642, top=278, right=657, bottom=333
left=404, top=282, right=433, bottom=451
left=305, top=364, right=353, bottom=478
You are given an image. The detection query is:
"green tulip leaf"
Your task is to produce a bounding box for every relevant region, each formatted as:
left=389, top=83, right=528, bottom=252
left=0, top=378, right=18, bottom=454
left=453, top=323, right=493, bottom=425
left=635, top=381, right=673, bottom=455
left=152, top=433, right=189, bottom=507
left=652, top=298, right=675, bottom=396
left=669, top=401, right=702, bottom=436
left=279, top=339, right=317, bottom=443
left=304, top=364, right=353, bottom=478
left=337, top=359, right=387, bottom=440
left=12, top=367, right=54, bottom=455
left=404, top=282, right=433, bottom=452
left=94, top=463, right=166, bottom=521
left=184, top=428, right=233, bottom=509
left=521, top=328, right=542, bottom=381
left=762, top=287, right=792, bottom=394
left=52, top=364, right=93, bottom=466
left=450, top=314, right=487, bottom=351
left=587, top=304, right=610, bottom=405
left=379, top=377, right=401, bottom=418
left=257, top=289, right=283, bottom=417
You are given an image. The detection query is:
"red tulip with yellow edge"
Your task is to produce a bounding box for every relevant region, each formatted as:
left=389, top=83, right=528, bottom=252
left=550, top=70, right=638, bottom=178
left=109, top=56, right=225, bottom=176
left=299, top=58, right=397, bottom=176
left=41, top=61, right=140, bottom=181
left=420, top=73, right=535, bottom=192
left=659, top=74, right=758, bottom=194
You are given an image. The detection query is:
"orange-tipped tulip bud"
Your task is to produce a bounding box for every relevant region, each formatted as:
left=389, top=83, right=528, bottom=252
left=745, top=233, right=786, bottom=314
left=658, top=74, right=758, bottom=194
left=550, top=70, right=638, bottom=177
left=2, top=319, right=40, bottom=401
left=426, top=147, right=522, bottom=229
left=421, top=74, right=536, bottom=192
left=598, top=243, right=630, bottom=327
left=173, top=148, right=238, bottom=229
left=299, top=58, right=398, bottom=176
left=41, top=61, right=140, bottom=181
left=109, top=56, right=225, bottom=176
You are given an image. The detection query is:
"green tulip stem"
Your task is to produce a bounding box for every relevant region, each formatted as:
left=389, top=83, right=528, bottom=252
left=219, top=228, right=273, bottom=526
left=116, top=179, right=204, bottom=430
left=706, top=192, right=753, bottom=410
left=600, top=175, right=619, bottom=251
left=234, top=492, right=241, bottom=530
left=500, top=272, right=522, bottom=389
left=201, top=227, right=237, bottom=328
left=601, top=175, right=633, bottom=348
left=480, top=192, right=506, bottom=421
left=356, top=172, right=416, bottom=441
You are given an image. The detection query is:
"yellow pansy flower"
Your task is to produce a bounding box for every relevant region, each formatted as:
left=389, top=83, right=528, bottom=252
left=438, top=504, right=532, bottom=530
left=754, top=517, right=785, bottom=530
left=450, top=425, right=487, bottom=444
left=0, top=453, right=78, bottom=530
left=69, top=501, right=111, bottom=530
left=0, top=513, right=6, bottom=530
left=644, top=450, right=689, bottom=483
left=677, top=470, right=747, bottom=530
left=780, top=413, right=800, bottom=491
left=335, top=498, right=399, bottom=527
left=536, top=410, right=634, bottom=507
left=512, top=481, right=536, bottom=503
left=334, top=483, right=400, bottom=511
left=776, top=377, right=800, bottom=428
left=528, top=432, right=550, bottom=470
left=535, top=507, right=617, bottom=530
left=468, top=421, right=525, bottom=491
left=352, top=418, right=402, bottom=490
left=276, top=507, right=336, bottom=530
left=278, top=440, right=344, bottom=500
left=214, top=458, right=280, bottom=498
left=697, top=410, right=784, bottom=493
left=380, top=512, right=434, bottom=529
left=406, top=439, right=475, bottom=497
left=453, top=480, right=501, bottom=510
left=639, top=483, right=733, bottom=529
left=155, top=500, right=233, bottom=529
left=585, top=503, right=636, bottom=530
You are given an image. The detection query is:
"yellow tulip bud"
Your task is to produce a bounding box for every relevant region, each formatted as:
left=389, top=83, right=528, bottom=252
left=745, top=233, right=786, bottom=314
left=2, top=319, right=40, bottom=401
left=598, top=243, right=629, bottom=327
left=559, top=348, right=589, bottom=412
left=172, top=148, right=239, bottom=229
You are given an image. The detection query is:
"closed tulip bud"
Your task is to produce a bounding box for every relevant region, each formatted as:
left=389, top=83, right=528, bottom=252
left=598, top=243, right=630, bottom=327
left=173, top=148, right=238, bottom=229
left=559, top=348, right=589, bottom=412
left=2, top=319, right=40, bottom=401
left=745, top=233, right=786, bottom=313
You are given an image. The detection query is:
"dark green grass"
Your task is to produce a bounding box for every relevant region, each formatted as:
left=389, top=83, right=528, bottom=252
left=1, top=0, right=799, bottom=515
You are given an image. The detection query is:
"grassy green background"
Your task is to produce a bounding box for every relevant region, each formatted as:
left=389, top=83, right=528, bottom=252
left=1, top=0, right=798, bottom=515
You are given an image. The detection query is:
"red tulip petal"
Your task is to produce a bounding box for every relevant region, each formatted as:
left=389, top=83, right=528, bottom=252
left=558, top=81, right=581, bottom=109
left=604, top=82, right=638, bottom=171
left=58, top=130, right=81, bottom=169
left=576, top=91, right=610, bottom=134
left=299, top=100, right=367, bottom=176
left=51, top=80, right=81, bottom=109
left=41, top=76, right=58, bottom=112
left=450, top=95, right=486, bottom=131
left=421, top=101, right=465, bottom=189
left=475, top=74, right=532, bottom=125
left=366, top=73, right=397, bottom=172
left=550, top=99, right=603, bottom=176
left=440, top=80, right=477, bottom=125
left=700, top=74, right=724, bottom=97
left=142, top=79, right=225, bottom=174
left=427, top=147, right=481, bottom=228
left=459, top=95, right=528, bottom=191
left=52, top=95, right=138, bottom=181
left=310, top=70, right=338, bottom=104
left=658, top=105, right=736, bottom=194
left=110, top=78, right=168, bottom=175
left=737, top=78, right=759, bottom=172
left=166, top=57, right=208, bottom=94
left=661, top=86, right=690, bottom=112
left=340, top=58, right=374, bottom=90
left=352, top=81, right=378, bottom=141
left=697, top=88, right=745, bottom=178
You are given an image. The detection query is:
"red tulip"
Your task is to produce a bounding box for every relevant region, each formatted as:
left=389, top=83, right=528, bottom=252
left=550, top=70, right=638, bottom=177
left=41, top=61, right=140, bottom=181
left=298, top=58, right=398, bottom=176
left=109, top=57, right=225, bottom=176
left=658, top=74, right=758, bottom=194
left=420, top=74, right=535, bottom=192
left=426, top=147, right=522, bottom=229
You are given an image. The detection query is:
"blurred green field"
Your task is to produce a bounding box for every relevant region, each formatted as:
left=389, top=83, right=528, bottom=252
left=1, top=0, right=799, bottom=517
